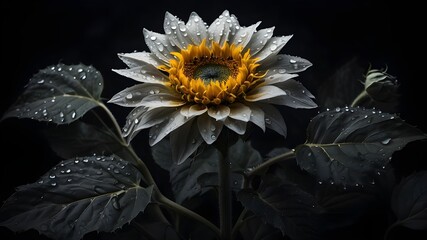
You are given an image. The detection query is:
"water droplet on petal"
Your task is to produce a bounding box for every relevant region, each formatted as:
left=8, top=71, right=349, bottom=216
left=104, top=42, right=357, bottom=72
left=49, top=174, right=56, bottom=179
left=71, top=111, right=76, bottom=119
left=289, top=59, right=297, bottom=64
left=37, top=79, right=45, bottom=84
left=126, top=93, right=133, bottom=99
left=270, top=44, right=277, bottom=51
left=113, top=169, right=120, bottom=174
left=150, top=36, right=157, bottom=41
left=265, top=118, right=272, bottom=124
left=51, top=182, right=57, bottom=187
left=211, top=134, right=216, bottom=140
left=210, top=125, right=216, bottom=131
left=66, top=169, right=71, bottom=173
left=278, top=69, right=286, bottom=74
left=335, top=107, right=341, bottom=112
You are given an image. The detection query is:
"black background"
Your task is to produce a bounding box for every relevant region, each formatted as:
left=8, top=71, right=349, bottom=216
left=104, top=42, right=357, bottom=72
left=1, top=0, right=426, bottom=239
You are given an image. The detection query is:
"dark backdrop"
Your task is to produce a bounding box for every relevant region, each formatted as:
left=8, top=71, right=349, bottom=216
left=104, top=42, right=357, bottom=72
left=1, top=0, right=426, bottom=239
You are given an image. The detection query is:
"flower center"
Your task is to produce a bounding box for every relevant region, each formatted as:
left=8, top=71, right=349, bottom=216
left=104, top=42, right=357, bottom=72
left=194, top=64, right=232, bottom=83
left=159, top=39, right=265, bottom=105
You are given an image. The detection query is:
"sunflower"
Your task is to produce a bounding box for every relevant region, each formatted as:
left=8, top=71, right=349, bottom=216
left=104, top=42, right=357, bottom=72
left=109, top=10, right=317, bottom=164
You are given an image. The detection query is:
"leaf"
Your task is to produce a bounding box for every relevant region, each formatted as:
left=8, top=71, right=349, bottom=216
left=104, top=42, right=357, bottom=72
left=228, top=138, right=263, bottom=173
left=151, top=140, right=219, bottom=203
left=43, top=121, right=130, bottom=160
left=0, top=155, right=152, bottom=240
left=391, top=171, right=427, bottom=230
left=2, top=63, right=104, bottom=124
left=237, top=176, right=322, bottom=240
left=296, top=107, right=426, bottom=186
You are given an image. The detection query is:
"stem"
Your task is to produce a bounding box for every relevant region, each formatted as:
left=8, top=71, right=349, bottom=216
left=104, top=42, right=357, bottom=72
left=215, top=130, right=233, bottom=240
left=351, top=90, right=369, bottom=107
left=231, top=209, right=247, bottom=239
left=247, top=150, right=296, bottom=177
left=158, top=195, right=221, bottom=238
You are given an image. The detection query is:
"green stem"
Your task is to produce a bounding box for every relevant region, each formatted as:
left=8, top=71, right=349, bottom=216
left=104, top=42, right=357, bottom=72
left=351, top=90, right=369, bottom=107
left=247, top=150, right=296, bottom=177
left=158, top=195, right=221, bottom=238
left=215, top=130, right=233, bottom=240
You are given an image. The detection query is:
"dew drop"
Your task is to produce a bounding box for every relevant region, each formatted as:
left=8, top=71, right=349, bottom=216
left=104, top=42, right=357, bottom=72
left=381, top=138, right=391, bottom=145
left=211, top=134, right=217, bottom=140
left=113, top=169, right=120, bottom=174
left=307, top=152, right=312, bottom=157
left=71, top=111, right=76, bottom=119
left=49, top=174, right=56, bottom=179
left=265, top=118, right=272, bottom=124
left=66, top=169, right=71, bottom=173
left=191, top=138, right=196, bottom=144
left=77, top=68, right=83, bottom=73
left=150, top=36, right=157, bottom=41
left=335, top=107, right=341, bottom=112
left=74, top=160, right=79, bottom=164
left=318, top=181, right=323, bottom=185
left=59, top=112, right=64, bottom=118
left=233, top=180, right=238, bottom=185
left=210, top=125, right=216, bottom=131
left=194, top=17, right=200, bottom=22
left=289, top=59, right=297, bottom=64
left=179, top=25, right=186, bottom=32
left=270, top=44, right=277, bottom=51
left=278, top=69, right=286, bottom=74
left=83, top=159, right=89, bottom=163
left=126, top=93, right=133, bottom=99
left=37, top=79, right=45, bottom=84
left=67, top=178, right=72, bottom=182
left=81, top=74, right=87, bottom=80
left=51, top=182, right=57, bottom=187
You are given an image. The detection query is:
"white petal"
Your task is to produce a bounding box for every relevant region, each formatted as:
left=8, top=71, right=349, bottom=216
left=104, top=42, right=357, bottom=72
left=231, top=22, right=261, bottom=48
left=118, top=51, right=163, bottom=68
left=258, top=103, right=287, bottom=137
left=164, top=12, right=193, bottom=50
left=254, top=35, right=293, bottom=62
left=224, top=118, right=247, bottom=135
left=149, top=110, right=194, bottom=146
left=262, top=80, right=317, bottom=109
left=141, top=93, right=186, bottom=108
left=208, top=10, right=235, bottom=46
left=228, top=103, right=251, bottom=122
left=108, top=83, right=172, bottom=107
left=244, top=27, right=275, bottom=55
left=112, top=65, right=168, bottom=84
left=207, top=105, right=230, bottom=121
left=197, top=113, right=224, bottom=144
left=143, top=28, right=178, bottom=63
left=260, top=54, right=313, bottom=74
left=170, top=118, right=203, bottom=165
left=127, top=107, right=175, bottom=142
left=180, top=104, right=207, bottom=117
left=260, top=73, right=298, bottom=86
left=244, top=103, right=265, bottom=131
left=185, top=12, right=208, bottom=45
left=244, top=85, right=287, bottom=102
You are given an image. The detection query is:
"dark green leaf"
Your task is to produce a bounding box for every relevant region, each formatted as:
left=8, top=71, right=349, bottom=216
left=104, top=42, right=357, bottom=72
left=391, top=171, right=427, bottom=230
left=228, top=138, right=263, bottom=173
left=0, top=155, right=152, bottom=240
left=296, top=107, right=426, bottom=186
left=2, top=63, right=104, bottom=124
left=151, top=140, right=219, bottom=203
left=43, top=121, right=130, bottom=160
left=237, top=176, right=321, bottom=240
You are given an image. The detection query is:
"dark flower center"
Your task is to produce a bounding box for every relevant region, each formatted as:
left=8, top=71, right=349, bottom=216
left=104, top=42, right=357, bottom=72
left=194, top=64, right=231, bottom=83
